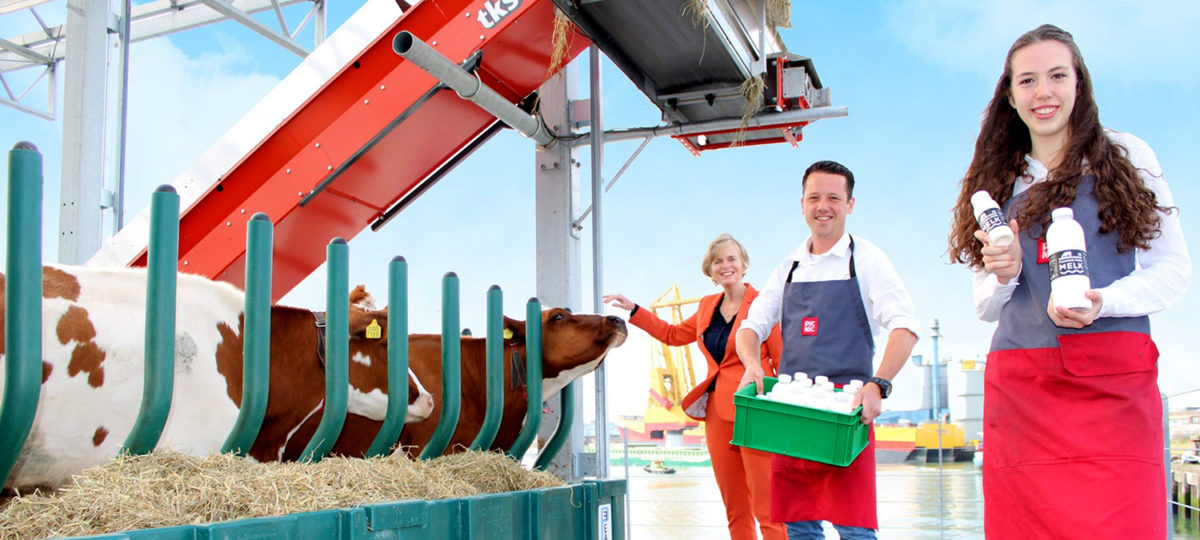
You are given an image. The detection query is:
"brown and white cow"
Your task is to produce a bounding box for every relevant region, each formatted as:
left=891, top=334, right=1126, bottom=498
left=395, top=308, right=628, bottom=457
left=0, top=265, right=434, bottom=490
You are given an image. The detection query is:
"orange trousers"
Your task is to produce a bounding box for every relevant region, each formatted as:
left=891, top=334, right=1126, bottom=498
left=705, top=399, right=786, bottom=540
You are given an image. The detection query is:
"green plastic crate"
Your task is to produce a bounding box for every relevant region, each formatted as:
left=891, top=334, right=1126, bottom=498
left=731, top=377, right=869, bottom=467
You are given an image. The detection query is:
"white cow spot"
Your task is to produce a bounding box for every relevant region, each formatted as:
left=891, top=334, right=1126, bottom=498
left=347, top=387, right=388, bottom=421
left=351, top=352, right=372, bottom=367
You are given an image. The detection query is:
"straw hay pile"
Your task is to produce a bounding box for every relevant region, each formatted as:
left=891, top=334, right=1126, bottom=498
left=0, top=450, right=563, bottom=539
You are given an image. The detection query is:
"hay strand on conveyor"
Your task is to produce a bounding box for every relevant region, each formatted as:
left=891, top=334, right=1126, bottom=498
left=546, top=7, right=574, bottom=80
left=0, top=451, right=564, bottom=540
left=730, top=75, right=766, bottom=148
left=767, top=0, right=791, bottom=28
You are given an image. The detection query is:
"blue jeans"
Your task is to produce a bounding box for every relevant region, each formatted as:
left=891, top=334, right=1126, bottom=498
left=786, top=520, right=876, bottom=540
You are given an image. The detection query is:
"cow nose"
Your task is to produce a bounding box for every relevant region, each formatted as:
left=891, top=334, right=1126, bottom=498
left=607, top=315, right=626, bottom=329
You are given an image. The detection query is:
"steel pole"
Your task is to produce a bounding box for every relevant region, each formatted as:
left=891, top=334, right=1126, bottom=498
left=392, top=31, right=554, bottom=147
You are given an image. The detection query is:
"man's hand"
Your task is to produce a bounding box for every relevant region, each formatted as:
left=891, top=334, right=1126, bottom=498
left=738, top=363, right=766, bottom=396
left=975, top=219, right=1022, bottom=284
left=853, top=383, right=883, bottom=425
left=1048, top=289, right=1102, bottom=328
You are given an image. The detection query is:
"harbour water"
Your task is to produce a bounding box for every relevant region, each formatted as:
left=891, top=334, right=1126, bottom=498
left=620, top=462, right=1200, bottom=539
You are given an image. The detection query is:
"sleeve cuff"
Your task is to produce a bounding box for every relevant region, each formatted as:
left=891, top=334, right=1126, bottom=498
left=629, top=304, right=639, bottom=317
left=1095, top=286, right=1126, bottom=318
left=885, top=316, right=924, bottom=341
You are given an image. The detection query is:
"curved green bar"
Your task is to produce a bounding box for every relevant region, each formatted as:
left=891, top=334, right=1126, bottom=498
left=419, top=273, right=460, bottom=460
left=299, top=238, right=350, bottom=462
left=123, top=185, right=180, bottom=455
left=468, top=285, right=504, bottom=450
left=366, top=256, right=409, bottom=457
left=0, top=142, right=43, bottom=486
left=222, top=213, right=273, bottom=455
left=534, top=380, right=574, bottom=471
left=506, top=298, right=542, bottom=460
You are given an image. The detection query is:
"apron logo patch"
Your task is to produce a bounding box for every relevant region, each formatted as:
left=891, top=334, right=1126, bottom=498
left=1037, top=238, right=1050, bottom=264
left=801, top=317, right=819, bottom=336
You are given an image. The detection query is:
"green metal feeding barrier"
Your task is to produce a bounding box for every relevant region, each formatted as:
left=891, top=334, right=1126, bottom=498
left=123, top=185, right=180, bottom=455
left=365, top=255, right=411, bottom=457
left=507, top=298, right=543, bottom=460
left=300, top=238, right=351, bottom=463
left=0, top=141, right=44, bottom=488
left=420, top=273, right=462, bottom=459
left=222, top=213, right=274, bottom=455
left=468, top=284, right=504, bottom=451
left=0, top=153, right=626, bottom=537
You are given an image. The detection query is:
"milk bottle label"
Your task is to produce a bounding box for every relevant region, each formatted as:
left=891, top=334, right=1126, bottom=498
left=1049, top=249, right=1089, bottom=280
left=978, top=208, right=1006, bottom=234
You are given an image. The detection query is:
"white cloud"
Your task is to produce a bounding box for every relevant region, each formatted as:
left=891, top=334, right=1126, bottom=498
left=119, top=35, right=281, bottom=223
left=882, top=0, right=1200, bottom=87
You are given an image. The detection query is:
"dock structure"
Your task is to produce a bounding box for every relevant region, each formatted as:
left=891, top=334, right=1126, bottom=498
left=1172, top=463, right=1200, bottom=526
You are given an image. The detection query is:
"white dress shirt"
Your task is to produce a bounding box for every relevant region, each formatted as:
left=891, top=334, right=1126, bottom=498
left=742, top=232, right=922, bottom=344
left=974, top=130, right=1192, bottom=321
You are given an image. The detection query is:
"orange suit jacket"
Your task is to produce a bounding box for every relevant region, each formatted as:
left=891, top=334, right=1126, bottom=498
left=629, top=284, right=782, bottom=422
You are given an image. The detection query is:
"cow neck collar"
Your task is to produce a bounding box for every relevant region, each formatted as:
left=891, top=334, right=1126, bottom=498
left=314, top=311, right=327, bottom=369
left=506, top=339, right=526, bottom=390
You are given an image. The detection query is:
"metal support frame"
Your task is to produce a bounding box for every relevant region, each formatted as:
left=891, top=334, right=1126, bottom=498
left=534, top=60, right=584, bottom=480
left=57, top=0, right=110, bottom=264
left=2, top=0, right=327, bottom=264
left=588, top=45, right=609, bottom=479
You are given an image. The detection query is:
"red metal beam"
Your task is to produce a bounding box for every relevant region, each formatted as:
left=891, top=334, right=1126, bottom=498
left=126, top=0, right=590, bottom=301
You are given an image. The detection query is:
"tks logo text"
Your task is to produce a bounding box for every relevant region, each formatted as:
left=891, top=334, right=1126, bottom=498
left=478, top=0, right=520, bottom=29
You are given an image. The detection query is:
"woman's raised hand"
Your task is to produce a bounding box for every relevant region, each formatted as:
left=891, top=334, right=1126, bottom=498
left=975, top=219, right=1023, bottom=284
left=602, top=293, right=635, bottom=311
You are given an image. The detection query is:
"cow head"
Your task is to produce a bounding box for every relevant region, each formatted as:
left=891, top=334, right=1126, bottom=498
left=503, top=308, right=627, bottom=398
left=344, top=286, right=435, bottom=424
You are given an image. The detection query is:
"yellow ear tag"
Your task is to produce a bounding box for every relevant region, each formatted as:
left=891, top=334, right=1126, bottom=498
left=365, top=319, right=382, bottom=339
left=503, top=328, right=514, bottom=340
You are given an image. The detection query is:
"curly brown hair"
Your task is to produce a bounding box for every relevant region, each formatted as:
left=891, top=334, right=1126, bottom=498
left=948, top=24, right=1167, bottom=269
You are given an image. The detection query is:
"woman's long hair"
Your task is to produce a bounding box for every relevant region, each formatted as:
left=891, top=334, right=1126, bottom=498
left=948, top=24, right=1165, bottom=269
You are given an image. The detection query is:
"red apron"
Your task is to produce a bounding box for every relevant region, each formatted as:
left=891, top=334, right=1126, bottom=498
left=985, top=175, right=1165, bottom=538
left=983, top=332, right=1164, bottom=539
left=772, top=427, right=877, bottom=529
left=771, top=236, right=877, bottom=528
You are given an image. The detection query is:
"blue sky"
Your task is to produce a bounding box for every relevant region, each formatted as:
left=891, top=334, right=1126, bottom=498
left=2, top=0, right=1198, bottom=416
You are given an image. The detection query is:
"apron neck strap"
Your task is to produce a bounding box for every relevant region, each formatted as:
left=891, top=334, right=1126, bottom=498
left=786, top=235, right=857, bottom=282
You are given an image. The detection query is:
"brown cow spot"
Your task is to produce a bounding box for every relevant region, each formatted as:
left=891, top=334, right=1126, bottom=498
left=93, top=426, right=108, bottom=447
left=42, top=361, right=52, bottom=383
left=56, top=306, right=96, bottom=344
left=214, top=321, right=243, bottom=406
left=57, top=306, right=105, bottom=388
left=43, top=266, right=81, bottom=301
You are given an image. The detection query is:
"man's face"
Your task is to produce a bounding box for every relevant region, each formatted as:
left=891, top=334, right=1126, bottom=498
left=802, top=171, right=854, bottom=243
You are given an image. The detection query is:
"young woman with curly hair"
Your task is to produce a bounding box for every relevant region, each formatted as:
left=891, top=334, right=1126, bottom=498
left=947, top=24, right=1190, bottom=538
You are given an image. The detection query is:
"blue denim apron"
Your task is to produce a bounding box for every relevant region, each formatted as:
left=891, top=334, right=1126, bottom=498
left=771, top=237, right=878, bottom=529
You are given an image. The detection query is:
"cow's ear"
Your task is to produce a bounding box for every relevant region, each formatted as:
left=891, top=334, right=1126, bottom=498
left=503, top=316, right=525, bottom=342
left=349, top=285, right=376, bottom=310
left=349, top=309, right=388, bottom=342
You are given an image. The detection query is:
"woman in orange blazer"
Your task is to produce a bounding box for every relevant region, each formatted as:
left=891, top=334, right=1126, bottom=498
left=604, top=233, right=785, bottom=540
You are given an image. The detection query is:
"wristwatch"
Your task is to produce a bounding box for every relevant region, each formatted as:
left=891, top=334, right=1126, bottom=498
left=868, top=376, right=892, bottom=399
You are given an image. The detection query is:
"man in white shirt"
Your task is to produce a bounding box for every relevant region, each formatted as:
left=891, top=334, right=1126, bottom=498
left=734, top=160, right=920, bottom=540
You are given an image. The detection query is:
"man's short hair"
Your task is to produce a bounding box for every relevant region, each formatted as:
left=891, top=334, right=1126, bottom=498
left=802, top=160, right=855, bottom=198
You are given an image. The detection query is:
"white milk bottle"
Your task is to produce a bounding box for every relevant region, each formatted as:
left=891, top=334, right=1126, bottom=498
left=970, top=190, right=1014, bottom=247
left=1046, top=207, right=1091, bottom=311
